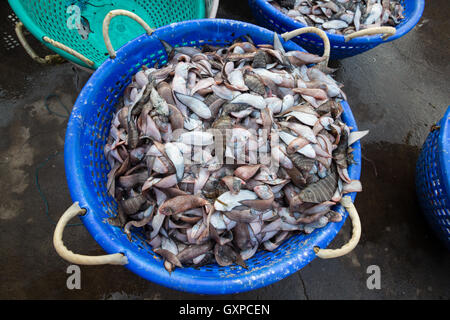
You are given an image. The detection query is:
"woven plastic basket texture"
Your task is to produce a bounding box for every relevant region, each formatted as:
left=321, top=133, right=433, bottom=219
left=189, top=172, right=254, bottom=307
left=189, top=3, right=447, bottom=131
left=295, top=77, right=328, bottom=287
left=8, top=0, right=213, bottom=69
left=248, top=0, right=425, bottom=60
left=64, top=19, right=362, bottom=294
left=416, top=107, right=450, bottom=250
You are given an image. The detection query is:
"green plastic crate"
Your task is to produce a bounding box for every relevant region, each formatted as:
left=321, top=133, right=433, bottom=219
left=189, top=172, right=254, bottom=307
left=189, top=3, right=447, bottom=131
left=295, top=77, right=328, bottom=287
left=9, top=0, right=218, bottom=69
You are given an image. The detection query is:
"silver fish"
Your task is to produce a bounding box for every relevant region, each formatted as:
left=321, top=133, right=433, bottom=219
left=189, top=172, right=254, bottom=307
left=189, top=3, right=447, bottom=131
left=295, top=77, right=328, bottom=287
left=164, top=143, right=184, bottom=181
left=322, top=20, right=349, bottom=29
left=174, top=92, right=212, bottom=119
left=231, top=93, right=266, bottom=109
left=214, top=190, right=258, bottom=212
left=178, top=131, right=214, bottom=146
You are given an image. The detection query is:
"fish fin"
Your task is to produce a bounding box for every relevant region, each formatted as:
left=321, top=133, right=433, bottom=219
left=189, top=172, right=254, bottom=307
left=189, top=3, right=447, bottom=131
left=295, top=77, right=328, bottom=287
left=273, top=33, right=286, bottom=55
left=235, top=253, right=248, bottom=269
left=159, top=39, right=175, bottom=60
left=243, top=34, right=255, bottom=45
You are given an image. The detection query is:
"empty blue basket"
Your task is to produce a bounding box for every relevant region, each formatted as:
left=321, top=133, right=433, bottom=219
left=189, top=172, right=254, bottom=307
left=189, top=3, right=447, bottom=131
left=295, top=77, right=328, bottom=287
left=64, top=19, right=362, bottom=294
left=248, top=0, right=425, bottom=60
left=416, top=107, right=450, bottom=250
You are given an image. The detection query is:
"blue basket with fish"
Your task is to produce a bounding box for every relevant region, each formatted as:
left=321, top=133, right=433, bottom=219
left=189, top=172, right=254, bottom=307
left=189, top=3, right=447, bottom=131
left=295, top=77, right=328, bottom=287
left=416, top=107, right=450, bottom=250
left=248, top=0, right=425, bottom=60
left=55, top=18, right=363, bottom=295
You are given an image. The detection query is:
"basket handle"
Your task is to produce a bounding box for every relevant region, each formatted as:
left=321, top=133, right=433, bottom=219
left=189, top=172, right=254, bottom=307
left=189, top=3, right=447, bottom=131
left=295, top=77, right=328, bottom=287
left=281, top=27, right=331, bottom=67
left=15, top=22, right=64, bottom=65
left=102, top=9, right=154, bottom=59
left=42, top=36, right=95, bottom=67
left=53, top=202, right=128, bottom=265
left=15, top=21, right=95, bottom=67
left=313, top=196, right=361, bottom=259
left=344, top=26, right=396, bottom=42
left=206, top=0, right=220, bottom=18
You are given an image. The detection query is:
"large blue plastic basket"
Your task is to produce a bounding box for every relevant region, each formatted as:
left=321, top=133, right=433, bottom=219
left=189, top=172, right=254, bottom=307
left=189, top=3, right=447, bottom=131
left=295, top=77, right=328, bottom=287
left=416, top=107, right=450, bottom=250
left=65, top=19, right=362, bottom=294
left=248, top=0, right=425, bottom=60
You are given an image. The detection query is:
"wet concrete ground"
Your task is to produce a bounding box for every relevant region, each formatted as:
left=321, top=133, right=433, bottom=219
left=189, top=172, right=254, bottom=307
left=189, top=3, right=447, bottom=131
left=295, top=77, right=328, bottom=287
left=0, top=1, right=449, bottom=299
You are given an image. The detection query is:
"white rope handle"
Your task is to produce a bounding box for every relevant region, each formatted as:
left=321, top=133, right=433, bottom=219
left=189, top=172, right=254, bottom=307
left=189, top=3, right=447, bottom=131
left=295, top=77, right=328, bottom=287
left=42, top=36, right=95, bottom=66
left=102, top=9, right=154, bottom=59
left=344, top=26, right=396, bottom=42
left=53, top=202, right=128, bottom=265
left=281, top=27, right=331, bottom=66
left=15, top=22, right=65, bottom=65
left=314, top=196, right=361, bottom=259
left=206, top=0, right=219, bottom=18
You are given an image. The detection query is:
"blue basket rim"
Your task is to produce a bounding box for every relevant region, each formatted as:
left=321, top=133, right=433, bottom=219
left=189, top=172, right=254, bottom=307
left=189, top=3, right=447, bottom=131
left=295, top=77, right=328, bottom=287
left=65, top=19, right=361, bottom=295
left=438, top=106, right=450, bottom=197
left=250, top=0, right=425, bottom=44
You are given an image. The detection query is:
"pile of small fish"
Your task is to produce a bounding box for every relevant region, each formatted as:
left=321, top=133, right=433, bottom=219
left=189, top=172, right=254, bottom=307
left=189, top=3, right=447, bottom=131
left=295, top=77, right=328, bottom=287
left=103, top=34, right=368, bottom=272
left=269, top=0, right=405, bottom=35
